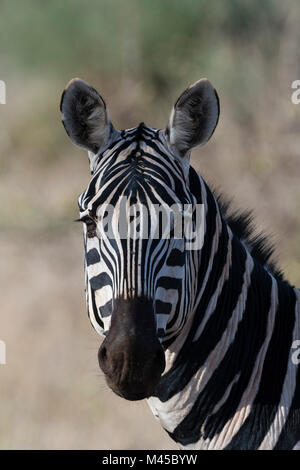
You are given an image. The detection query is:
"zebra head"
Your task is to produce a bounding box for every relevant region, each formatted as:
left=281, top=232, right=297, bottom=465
left=60, top=78, right=219, bottom=400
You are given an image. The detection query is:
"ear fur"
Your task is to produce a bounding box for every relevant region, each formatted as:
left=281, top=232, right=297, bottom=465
left=167, top=78, right=219, bottom=156
left=60, top=78, right=114, bottom=153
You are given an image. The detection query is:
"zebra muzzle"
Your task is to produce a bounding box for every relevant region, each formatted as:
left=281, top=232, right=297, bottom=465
left=97, top=297, right=166, bottom=401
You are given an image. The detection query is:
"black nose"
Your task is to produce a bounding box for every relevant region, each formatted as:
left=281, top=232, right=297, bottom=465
left=98, top=336, right=165, bottom=401
left=97, top=297, right=166, bottom=400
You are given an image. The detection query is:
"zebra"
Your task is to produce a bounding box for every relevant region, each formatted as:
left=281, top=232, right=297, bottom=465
left=60, top=77, right=300, bottom=450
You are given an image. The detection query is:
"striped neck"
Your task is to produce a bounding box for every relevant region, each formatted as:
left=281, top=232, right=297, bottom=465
left=148, top=170, right=300, bottom=450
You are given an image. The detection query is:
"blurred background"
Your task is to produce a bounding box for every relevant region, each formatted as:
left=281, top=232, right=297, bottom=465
left=0, top=0, right=300, bottom=449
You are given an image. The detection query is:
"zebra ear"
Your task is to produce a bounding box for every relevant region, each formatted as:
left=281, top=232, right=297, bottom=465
left=167, top=78, right=219, bottom=156
left=60, top=78, right=115, bottom=154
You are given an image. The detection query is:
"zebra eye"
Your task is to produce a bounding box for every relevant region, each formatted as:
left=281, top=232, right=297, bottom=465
left=81, top=216, right=97, bottom=237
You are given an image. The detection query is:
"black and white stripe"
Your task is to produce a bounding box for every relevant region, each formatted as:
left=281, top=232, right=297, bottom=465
left=79, top=124, right=196, bottom=341
left=79, top=125, right=300, bottom=449
left=61, top=78, right=300, bottom=449
left=148, top=170, right=300, bottom=450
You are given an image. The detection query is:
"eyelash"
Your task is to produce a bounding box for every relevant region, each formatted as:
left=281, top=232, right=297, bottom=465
left=80, top=217, right=97, bottom=237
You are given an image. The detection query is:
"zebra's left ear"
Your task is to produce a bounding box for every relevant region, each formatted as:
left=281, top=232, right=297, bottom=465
left=60, top=78, right=116, bottom=154
left=166, top=78, right=219, bottom=157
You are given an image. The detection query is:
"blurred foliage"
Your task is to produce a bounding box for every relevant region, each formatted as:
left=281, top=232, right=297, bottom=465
left=0, top=0, right=299, bottom=284
left=0, top=0, right=296, bottom=127
left=0, top=1, right=287, bottom=100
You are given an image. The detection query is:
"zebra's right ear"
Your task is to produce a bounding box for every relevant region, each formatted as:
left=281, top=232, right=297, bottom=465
left=60, top=78, right=115, bottom=154
left=166, top=78, right=219, bottom=157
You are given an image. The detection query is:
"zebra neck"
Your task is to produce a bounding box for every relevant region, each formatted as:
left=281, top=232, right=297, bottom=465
left=162, top=175, right=234, bottom=364
left=148, top=177, right=300, bottom=449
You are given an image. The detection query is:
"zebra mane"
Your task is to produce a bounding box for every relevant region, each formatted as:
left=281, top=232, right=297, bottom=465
left=214, top=189, right=284, bottom=282
left=188, top=167, right=283, bottom=281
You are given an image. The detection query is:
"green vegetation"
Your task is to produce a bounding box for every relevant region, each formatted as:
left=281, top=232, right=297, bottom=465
left=0, top=0, right=299, bottom=283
